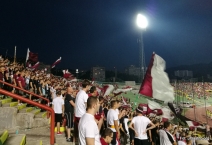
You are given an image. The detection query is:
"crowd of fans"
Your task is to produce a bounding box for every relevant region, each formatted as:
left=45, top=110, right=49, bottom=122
left=172, top=82, right=212, bottom=99
left=1, top=55, right=212, bottom=145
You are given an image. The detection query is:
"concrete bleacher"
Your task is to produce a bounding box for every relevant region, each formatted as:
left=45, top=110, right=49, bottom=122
left=0, top=96, right=49, bottom=145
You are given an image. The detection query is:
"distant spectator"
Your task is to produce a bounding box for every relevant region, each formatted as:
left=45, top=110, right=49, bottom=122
left=52, top=90, right=64, bottom=135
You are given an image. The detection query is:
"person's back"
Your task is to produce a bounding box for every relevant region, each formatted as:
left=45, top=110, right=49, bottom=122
left=53, top=97, right=64, bottom=113
left=132, top=116, right=150, bottom=139
left=52, top=90, right=64, bottom=135
left=129, top=106, right=155, bottom=145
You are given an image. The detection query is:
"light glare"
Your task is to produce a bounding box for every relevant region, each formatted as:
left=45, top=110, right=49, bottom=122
left=137, top=14, right=148, bottom=29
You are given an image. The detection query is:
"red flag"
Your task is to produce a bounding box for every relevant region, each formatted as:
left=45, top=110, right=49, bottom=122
left=26, top=49, right=38, bottom=63
left=139, top=53, right=154, bottom=97
left=52, top=57, right=61, bottom=68
left=27, top=62, right=40, bottom=71
left=63, top=69, right=73, bottom=78
left=29, top=52, right=38, bottom=62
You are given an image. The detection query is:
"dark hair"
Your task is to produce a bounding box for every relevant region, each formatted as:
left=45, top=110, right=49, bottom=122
left=90, top=86, right=96, bottom=93
left=153, top=120, right=159, bottom=124
left=82, top=79, right=91, bottom=88
left=99, top=96, right=104, bottom=102
left=164, top=121, right=171, bottom=129
left=101, top=128, right=113, bottom=138
left=87, top=96, right=98, bottom=109
left=56, top=90, right=61, bottom=96
left=136, top=106, right=143, bottom=114
left=110, top=100, right=117, bottom=108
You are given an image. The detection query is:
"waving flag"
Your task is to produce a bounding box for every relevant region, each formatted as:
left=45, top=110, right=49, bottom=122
left=139, top=52, right=174, bottom=103
left=52, top=57, right=61, bottom=68
left=63, top=69, right=73, bottom=79
left=26, top=48, right=38, bottom=63
left=27, top=62, right=40, bottom=71
left=113, top=87, right=132, bottom=96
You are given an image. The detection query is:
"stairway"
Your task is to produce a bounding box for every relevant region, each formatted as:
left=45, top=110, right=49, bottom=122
left=0, top=96, right=48, bottom=132
left=0, top=96, right=67, bottom=145
left=0, top=130, right=26, bottom=145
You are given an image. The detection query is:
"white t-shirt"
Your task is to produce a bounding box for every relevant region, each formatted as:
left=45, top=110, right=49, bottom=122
left=107, top=109, right=119, bottom=132
left=78, top=113, right=101, bottom=145
left=131, top=116, right=151, bottom=140
left=50, top=87, right=56, bottom=99
left=178, top=141, right=186, bottom=145
left=52, top=97, right=64, bottom=114
left=75, top=90, right=88, bottom=117
left=159, top=129, right=175, bottom=145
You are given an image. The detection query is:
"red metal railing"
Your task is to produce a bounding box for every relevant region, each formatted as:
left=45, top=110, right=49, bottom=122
left=0, top=82, right=55, bottom=145
left=0, top=89, right=55, bottom=145
left=0, top=80, right=50, bottom=104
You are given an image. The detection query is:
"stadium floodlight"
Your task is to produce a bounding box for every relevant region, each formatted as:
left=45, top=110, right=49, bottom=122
left=136, top=14, right=148, bottom=29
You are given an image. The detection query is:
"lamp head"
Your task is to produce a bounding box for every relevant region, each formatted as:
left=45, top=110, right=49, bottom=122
left=137, top=14, right=148, bottom=29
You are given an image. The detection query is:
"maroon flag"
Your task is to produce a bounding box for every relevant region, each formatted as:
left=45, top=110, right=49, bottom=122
left=27, top=62, right=40, bottom=71
left=29, top=52, right=38, bottom=62
left=26, top=48, right=38, bottom=63
left=52, top=57, right=61, bottom=68
left=62, top=69, right=73, bottom=79
left=139, top=53, right=155, bottom=97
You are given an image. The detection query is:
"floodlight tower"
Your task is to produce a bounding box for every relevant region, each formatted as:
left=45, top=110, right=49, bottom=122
left=136, top=14, right=148, bottom=82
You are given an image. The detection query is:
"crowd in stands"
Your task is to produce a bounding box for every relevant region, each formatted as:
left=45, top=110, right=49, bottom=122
left=1, top=55, right=212, bottom=145
left=172, top=82, right=212, bottom=99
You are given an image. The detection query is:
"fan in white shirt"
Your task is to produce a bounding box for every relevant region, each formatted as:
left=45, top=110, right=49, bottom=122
left=107, top=100, right=120, bottom=145
left=74, top=79, right=91, bottom=140
left=129, top=106, right=155, bottom=145
left=78, top=96, right=103, bottom=145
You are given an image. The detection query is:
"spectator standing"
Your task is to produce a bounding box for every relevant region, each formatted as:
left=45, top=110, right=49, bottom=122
left=64, top=87, right=75, bottom=142
left=129, top=106, right=155, bottom=145
left=107, top=100, right=120, bottom=145
left=78, top=96, right=101, bottom=145
left=74, top=79, right=91, bottom=139
left=52, top=90, right=64, bottom=135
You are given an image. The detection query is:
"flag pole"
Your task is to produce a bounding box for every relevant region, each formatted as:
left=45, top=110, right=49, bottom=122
left=191, top=79, right=196, bottom=121
left=14, top=46, right=16, bottom=64
left=202, top=76, right=208, bottom=124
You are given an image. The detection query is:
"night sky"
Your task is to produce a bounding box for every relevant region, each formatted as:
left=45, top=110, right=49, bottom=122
left=0, top=0, right=212, bottom=71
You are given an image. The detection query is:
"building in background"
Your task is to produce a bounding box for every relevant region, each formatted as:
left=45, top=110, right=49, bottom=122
left=174, top=70, right=193, bottom=78
left=91, top=67, right=105, bottom=81
left=126, top=65, right=141, bottom=78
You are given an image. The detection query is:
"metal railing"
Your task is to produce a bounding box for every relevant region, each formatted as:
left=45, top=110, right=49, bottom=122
left=0, top=82, right=55, bottom=145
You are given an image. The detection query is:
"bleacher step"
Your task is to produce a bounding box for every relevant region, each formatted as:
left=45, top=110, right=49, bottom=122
left=2, top=101, right=18, bottom=107
left=35, top=112, right=47, bottom=118
left=31, top=109, right=41, bottom=115
left=4, top=134, right=26, bottom=145
left=0, top=130, right=9, bottom=145
left=25, top=140, right=42, bottom=145
left=0, top=98, right=12, bottom=105
left=15, top=103, right=27, bottom=110
left=19, top=107, right=33, bottom=113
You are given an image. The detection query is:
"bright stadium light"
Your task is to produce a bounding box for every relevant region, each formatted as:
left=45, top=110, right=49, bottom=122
left=136, top=14, right=148, bottom=29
